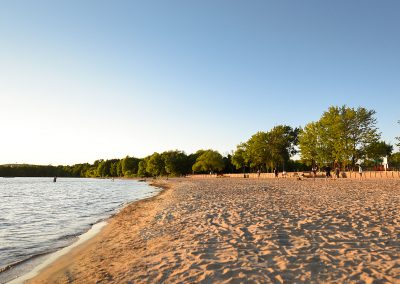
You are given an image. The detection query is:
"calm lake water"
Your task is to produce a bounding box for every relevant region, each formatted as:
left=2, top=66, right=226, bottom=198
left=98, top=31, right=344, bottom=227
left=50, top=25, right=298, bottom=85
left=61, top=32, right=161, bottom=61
left=0, top=177, right=157, bottom=279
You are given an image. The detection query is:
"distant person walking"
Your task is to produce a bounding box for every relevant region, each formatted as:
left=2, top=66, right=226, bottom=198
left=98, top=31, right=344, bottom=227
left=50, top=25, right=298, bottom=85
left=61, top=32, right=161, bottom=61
left=257, top=169, right=260, bottom=178
left=274, top=168, right=279, bottom=178
left=53, top=176, right=57, bottom=182
left=359, top=165, right=363, bottom=180
left=312, top=165, right=317, bottom=181
left=335, top=167, right=340, bottom=179
left=325, top=166, right=331, bottom=180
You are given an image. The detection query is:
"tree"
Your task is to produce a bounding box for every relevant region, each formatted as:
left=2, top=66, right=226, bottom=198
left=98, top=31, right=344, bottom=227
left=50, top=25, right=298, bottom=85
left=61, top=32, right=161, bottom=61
left=137, top=160, right=148, bottom=177
left=245, top=131, right=271, bottom=169
left=146, top=153, right=165, bottom=177
left=97, top=160, right=106, bottom=177
left=364, top=141, right=393, bottom=165
left=396, top=121, right=400, bottom=147
left=192, top=150, right=224, bottom=173
left=234, top=125, right=298, bottom=172
left=162, top=150, right=188, bottom=177
left=389, top=152, right=400, bottom=169
left=231, top=143, right=248, bottom=172
left=121, top=156, right=140, bottom=177
left=222, top=154, right=235, bottom=173
left=267, top=125, right=299, bottom=169
left=299, top=105, right=380, bottom=168
left=107, top=159, right=120, bottom=177
left=69, top=163, right=89, bottom=177
left=346, top=106, right=380, bottom=164
left=187, top=150, right=206, bottom=174
left=115, top=160, right=123, bottom=177
left=318, top=107, right=343, bottom=164
left=299, top=122, right=320, bottom=166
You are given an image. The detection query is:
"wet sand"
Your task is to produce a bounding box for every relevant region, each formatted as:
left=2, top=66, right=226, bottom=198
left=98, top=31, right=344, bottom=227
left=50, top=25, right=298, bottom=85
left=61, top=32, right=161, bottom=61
left=28, top=178, right=399, bottom=283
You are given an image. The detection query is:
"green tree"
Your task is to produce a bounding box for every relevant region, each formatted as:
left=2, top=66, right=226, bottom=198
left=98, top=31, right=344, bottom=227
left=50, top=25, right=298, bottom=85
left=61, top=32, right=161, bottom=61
left=245, top=132, right=271, bottom=169
left=97, top=160, right=106, bottom=177
left=104, top=160, right=114, bottom=177
left=70, top=163, right=87, bottom=177
left=121, top=156, right=140, bottom=177
left=231, top=143, right=248, bottom=172
left=318, top=108, right=342, bottom=164
left=222, top=154, right=235, bottom=173
left=115, top=160, right=123, bottom=177
left=345, top=106, right=380, bottom=164
left=299, top=122, right=320, bottom=166
left=84, top=166, right=98, bottom=177
left=235, top=125, right=298, bottom=171
left=187, top=150, right=206, bottom=173
left=146, top=153, right=165, bottom=177
left=299, top=105, right=380, bottom=168
left=389, top=152, right=400, bottom=168
left=267, top=125, right=299, bottom=169
left=137, top=160, right=148, bottom=177
left=364, top=141, right=393, bottom=166
left=192, top=150, right=224, bottom=173
left=162, top=150, right=188, bottom=177
left=107, top=159, right=120, bottom=177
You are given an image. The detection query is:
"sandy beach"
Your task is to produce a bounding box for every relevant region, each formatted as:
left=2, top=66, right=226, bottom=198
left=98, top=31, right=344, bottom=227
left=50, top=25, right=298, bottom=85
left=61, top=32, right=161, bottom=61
left=28, top=178, right=399, bottom=283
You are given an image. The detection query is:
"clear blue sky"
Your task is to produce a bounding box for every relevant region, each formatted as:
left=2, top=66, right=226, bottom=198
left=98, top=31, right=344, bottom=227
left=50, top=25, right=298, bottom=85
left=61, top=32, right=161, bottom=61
left=1, top=1, right=399, bottom=165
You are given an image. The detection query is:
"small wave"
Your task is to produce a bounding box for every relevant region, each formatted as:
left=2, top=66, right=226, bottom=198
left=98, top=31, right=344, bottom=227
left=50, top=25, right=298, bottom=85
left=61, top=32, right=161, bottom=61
left=0, top=250, right=53, bottom=274
left=55, top=233, right=80, bottom=242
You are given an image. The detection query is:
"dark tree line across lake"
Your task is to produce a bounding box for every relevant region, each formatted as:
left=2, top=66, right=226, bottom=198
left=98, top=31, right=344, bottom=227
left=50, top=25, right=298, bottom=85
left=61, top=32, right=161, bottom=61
left=1, top=105, right=400, bottom=178
left=0, top=153, right=309, bottom=178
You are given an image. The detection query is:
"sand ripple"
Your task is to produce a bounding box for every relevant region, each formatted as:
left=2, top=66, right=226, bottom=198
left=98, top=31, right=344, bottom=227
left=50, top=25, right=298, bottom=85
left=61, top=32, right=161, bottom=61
left=30, top=178, right=400, bottom=283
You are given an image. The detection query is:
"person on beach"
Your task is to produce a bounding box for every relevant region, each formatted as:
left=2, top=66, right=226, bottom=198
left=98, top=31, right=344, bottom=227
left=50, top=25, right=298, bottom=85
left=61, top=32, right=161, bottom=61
left=53, top=176, right=57, bottom=182
left=274, top=168, right=279, bottom=178
left=312, top=165, right=317, bottom=181
left=359, top=165, right=363, bottom=180
left=325, top=166, right=331, bottom=180
left=257, top=169, right=260, bottom=178
left=335, top=166, right=340, bottom=179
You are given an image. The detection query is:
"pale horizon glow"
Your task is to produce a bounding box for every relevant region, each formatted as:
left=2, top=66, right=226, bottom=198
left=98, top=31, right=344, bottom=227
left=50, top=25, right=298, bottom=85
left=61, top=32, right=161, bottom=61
left=1, top=1, right=399, bottom=165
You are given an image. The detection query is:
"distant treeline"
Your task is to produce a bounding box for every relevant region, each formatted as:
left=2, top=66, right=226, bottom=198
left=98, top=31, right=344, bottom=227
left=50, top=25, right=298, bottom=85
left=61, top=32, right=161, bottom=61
left=0, top=164, right=76, bottom=177
left=0, top=153, right=308, bottom=178
left=1, top=105, right=399, bottom=177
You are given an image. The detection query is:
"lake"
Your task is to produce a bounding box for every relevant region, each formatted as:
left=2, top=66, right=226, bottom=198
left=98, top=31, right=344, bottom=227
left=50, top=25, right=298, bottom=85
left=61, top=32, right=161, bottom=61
left=0, top=177, right=158, bottom=283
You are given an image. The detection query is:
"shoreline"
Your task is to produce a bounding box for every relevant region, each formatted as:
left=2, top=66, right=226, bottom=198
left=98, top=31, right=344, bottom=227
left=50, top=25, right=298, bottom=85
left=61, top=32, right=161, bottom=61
left=23, top=178, right=400, bottom=283
left=7, top=222, right=108, bottom=284
left=24, top=179, right=172, bottom=283
left=3, top=179, right=167, bottom=284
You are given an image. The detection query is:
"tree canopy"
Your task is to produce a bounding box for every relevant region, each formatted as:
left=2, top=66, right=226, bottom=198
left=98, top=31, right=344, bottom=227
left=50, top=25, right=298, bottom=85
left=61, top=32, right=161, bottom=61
left=192, top=150, right=224, bottom=173
left=146, top=153, right=165, bottom=177
left=299, top=105, right=380, bottom=167
left=364, top=141, right=393, bottom=162
left=162, top=150, right=189, bottom=176
left=232, top=125, right=298, bottom=171
left=231, top=143, right=247, bottom=171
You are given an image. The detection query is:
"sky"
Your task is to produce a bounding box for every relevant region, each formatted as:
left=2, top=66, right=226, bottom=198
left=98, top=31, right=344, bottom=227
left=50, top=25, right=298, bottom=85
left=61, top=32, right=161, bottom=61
left=1, top=0, right=399, bottom=165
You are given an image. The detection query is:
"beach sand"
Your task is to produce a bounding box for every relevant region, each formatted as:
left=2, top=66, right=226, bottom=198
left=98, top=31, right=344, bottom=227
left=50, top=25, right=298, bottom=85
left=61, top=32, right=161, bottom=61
left=28, top=178, right=399, bottom=283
